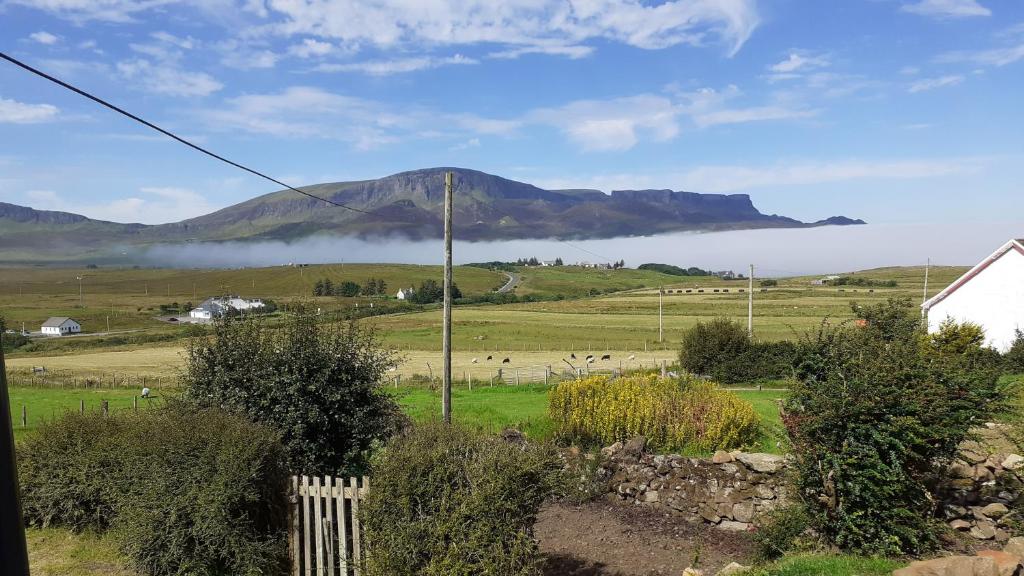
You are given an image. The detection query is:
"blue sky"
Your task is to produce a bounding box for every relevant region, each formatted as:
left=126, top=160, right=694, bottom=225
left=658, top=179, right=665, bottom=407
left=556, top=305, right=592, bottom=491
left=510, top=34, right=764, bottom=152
left=1, top=0, right=1022, bottom=227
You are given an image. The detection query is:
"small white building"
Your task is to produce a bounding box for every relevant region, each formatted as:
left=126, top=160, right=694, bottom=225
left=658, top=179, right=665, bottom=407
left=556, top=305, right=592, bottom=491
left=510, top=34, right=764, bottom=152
left=189, top=296, right=265, bottom=321
left=41, top=317, right=81, bottom=336
left=396, top=288, right=415, bottom=300
left=922, top=238, right=1024, bottom=352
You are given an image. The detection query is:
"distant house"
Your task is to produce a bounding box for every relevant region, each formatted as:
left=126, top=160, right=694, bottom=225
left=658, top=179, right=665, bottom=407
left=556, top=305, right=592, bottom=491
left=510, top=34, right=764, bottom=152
left=189, top=296, right=265, bottom=321
left=396, top=288, right=415, bottom=300
left=922, top=239, right=1024, bottom=352
left=41, top=317, right=81, bottom=336
left=811, top=275, right=841, bottom=286
left=541, top=260, right=557, bottom=267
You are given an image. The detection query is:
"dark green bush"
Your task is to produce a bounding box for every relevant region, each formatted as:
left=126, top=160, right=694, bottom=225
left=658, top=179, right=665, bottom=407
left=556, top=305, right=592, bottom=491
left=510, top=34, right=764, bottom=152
left=679, top=318, right=796, bottom=383
left=785, top=298, right=1011, bottom=555
left=362, top=422, right=560, bottom=576
left=183, top=307, right=404, bottom=476
left=753, top=503, right=812, bottom=561
left=1005, top=329, right=1024, bottom=374
left=19, top=404, right=289, bottom=576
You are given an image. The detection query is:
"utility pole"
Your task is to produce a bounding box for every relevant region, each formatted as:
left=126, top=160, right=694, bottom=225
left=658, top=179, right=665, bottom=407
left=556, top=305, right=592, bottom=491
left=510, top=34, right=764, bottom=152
left=748, top=264, right=754, bottom=338
left=442, top=171, right=453, bottom=424
left=922, top=257, right=930, bottom=306
left=658, top=286, right=663, bottom=343
left=0, top=324, right=32, bottom=575
left=77, top=275, right=83, bottom=307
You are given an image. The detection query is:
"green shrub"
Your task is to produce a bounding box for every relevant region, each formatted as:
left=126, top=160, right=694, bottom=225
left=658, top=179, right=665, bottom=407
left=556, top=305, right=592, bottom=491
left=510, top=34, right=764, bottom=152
left=549, top=374, right=760, bottom=453
left=1005, top=329, right=1024, bottom=374
left=183, top=307, right=404, bottom=476
left=753, top=504, right=813, bottom=561
left=785, top=298, right=1011, bottom=555
left=679, top=318, right=796, bottom=383
left=362, top=422, right=559, bottom=576
left=19, top=404, right=289, bottom=576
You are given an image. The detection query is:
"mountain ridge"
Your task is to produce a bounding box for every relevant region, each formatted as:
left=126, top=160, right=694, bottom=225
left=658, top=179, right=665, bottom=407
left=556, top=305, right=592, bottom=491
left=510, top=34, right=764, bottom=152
left=0, top=167, right=865, bottom=262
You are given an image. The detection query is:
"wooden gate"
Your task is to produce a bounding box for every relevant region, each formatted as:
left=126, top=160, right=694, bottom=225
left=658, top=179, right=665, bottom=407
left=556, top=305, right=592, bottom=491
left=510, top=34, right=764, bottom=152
left=290, top=475, right=369, bottom=576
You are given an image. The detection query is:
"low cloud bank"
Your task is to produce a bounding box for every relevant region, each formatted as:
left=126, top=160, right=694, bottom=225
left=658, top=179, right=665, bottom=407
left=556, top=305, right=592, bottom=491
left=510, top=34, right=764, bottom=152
left=139, top=221, right=1023, bottom=275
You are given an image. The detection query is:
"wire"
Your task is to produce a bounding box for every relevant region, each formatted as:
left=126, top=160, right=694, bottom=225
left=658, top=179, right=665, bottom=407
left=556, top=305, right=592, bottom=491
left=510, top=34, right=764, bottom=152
left=0, top=51, right=372, bottom=215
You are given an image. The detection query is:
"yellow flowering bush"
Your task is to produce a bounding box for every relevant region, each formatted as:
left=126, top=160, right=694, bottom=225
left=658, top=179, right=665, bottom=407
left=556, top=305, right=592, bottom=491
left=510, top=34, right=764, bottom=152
left=549, top=374, right=759, bottom=453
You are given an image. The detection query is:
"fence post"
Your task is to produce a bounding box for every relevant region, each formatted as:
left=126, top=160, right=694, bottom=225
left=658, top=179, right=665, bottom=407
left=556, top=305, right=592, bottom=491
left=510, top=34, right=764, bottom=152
left=515, top=369, right=519, bottom=386
left=21, top=405, right=26, bottom=428
left=302, top=476, right=312, bottom=576
left=350, top=477, right=362, bottom=575
left=323, top=476, right=335, bottom=576
left=102, top=400, right=109, bottom=417
left=79, top=399, right=84, bottom=415
left=133, top=396, right=138, bottom=411
left=468, top=372, right=473, bottom=391
left=661, top=360, right=667, bottom=379
left=291, top=477, right=301, bottom=576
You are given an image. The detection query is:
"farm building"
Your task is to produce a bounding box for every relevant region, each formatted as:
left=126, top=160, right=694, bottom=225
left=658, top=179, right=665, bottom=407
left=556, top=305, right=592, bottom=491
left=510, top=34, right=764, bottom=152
left=396, top=287, right=415, bottom=300
left=189, top=296, right=265, bottom=321
left=922, top=238, right=1024, bottom=352
left=41, top=317, right=81, bottom=336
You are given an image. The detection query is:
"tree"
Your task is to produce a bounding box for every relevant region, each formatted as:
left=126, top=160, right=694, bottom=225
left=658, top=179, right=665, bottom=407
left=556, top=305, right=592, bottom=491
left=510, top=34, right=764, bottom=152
left=336, top=281, right=360, bottom=297
left=554, top=257, right=563, bottom=266
left=322, top=278, right=334, bottom=297
left=182, top=307, right=404, bottom=475
left=313, top=279, right=325, bottom=296
left=1005, top=329, right=1024, bottom=374
left=376, top=278, right=387, bottom=296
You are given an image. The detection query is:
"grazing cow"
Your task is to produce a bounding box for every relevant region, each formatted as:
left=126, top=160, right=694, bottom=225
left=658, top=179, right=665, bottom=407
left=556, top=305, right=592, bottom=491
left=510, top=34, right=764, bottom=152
left=502, top=357, right=511, bottom=364
left=570, top=353, right=576, bottom=359
left=601, top=354, right=611, bottom=361
left=471, top=358, right=478, bottom=364
left=487, top=355, right=493, bottom=360
left=585, top=354, right=594, bottom=361
left=627, top=354, right=636, bottom=361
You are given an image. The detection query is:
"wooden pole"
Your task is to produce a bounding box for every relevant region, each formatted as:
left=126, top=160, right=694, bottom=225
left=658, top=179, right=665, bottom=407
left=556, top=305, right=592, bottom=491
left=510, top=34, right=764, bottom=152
left=658, top=286, right=663, bottom=343
left=442, top=170, right=453, bottom=424
left=748, top=264, right=754, bottom=338
left=0, top=325, right=31, bottom=575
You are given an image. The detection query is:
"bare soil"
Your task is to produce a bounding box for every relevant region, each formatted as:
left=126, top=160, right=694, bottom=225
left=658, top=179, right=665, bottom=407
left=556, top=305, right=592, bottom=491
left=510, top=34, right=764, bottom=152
left=536, top=500, right=756, bottom=576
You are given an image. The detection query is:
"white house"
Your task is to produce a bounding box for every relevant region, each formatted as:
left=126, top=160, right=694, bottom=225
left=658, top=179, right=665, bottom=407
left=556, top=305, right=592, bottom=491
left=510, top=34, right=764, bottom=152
left=922, top=238, right=1024, bottom=352
left=41, top=317, right=81, bottom=336
left=396, top=288, right=415, bottom=300
left=189, top=296, right=265, bottom=321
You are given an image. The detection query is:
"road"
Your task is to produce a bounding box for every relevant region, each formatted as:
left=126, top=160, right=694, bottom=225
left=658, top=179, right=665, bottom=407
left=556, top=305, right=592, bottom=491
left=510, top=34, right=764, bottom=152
left=497, top=272, right=520, bottom=293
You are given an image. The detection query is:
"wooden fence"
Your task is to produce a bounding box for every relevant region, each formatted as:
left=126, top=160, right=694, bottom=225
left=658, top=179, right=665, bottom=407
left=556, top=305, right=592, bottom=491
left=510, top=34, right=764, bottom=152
left=290, top=475, right=369, bottom=576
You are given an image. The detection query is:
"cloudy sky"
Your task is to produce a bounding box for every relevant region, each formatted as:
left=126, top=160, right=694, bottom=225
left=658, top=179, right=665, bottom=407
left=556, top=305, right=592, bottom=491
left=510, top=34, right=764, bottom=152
left=1, top=0, right=1022, bottom=227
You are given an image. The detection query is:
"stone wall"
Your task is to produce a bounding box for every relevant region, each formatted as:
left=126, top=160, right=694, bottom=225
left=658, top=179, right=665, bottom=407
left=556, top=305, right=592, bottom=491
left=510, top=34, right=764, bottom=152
left=598, top=437, right=788, bottom=531
left=598, top=436, right=1023, bottom=539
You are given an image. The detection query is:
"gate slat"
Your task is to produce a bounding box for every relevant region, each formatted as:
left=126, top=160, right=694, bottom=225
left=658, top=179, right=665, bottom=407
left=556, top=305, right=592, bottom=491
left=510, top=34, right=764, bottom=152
left=291, top=477, right=301, bottom=576
left=302, top=475, right=312, bottom=576
left=336, top=479, right=348, bottom=574
left=350, top=477, right=362, bottom=575
left=313, top=476, right=324, bottom=576
left=323, top=476, right=336, bottom=576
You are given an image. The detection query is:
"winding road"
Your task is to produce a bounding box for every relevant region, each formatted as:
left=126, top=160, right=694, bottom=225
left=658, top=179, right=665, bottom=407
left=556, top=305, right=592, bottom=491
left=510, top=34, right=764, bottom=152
left=497, top=272, right=520, bottom=293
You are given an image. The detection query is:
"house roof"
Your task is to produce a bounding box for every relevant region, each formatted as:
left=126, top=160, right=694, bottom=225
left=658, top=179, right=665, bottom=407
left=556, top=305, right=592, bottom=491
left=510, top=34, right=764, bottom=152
left=42, top=317, right=77, bottom=328
left=922, top=238, right=1024, bottom=311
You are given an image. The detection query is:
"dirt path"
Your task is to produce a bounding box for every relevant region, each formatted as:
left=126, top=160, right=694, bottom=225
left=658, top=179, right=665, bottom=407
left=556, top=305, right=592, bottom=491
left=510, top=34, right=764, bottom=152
left=536, top=501, right=755, bottom=576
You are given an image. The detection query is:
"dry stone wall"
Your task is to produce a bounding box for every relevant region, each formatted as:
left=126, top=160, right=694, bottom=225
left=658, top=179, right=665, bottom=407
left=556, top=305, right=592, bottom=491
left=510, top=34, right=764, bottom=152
left=937, top=446, right=1024, bottom=543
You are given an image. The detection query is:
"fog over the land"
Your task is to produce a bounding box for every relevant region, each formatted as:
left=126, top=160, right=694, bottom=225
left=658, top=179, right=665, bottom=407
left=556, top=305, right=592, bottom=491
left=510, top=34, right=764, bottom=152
left=140, top=221, right=1023, bottom=275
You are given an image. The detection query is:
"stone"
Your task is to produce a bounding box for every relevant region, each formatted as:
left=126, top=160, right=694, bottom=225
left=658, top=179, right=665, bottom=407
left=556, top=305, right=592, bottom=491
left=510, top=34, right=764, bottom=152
left=721, top=463, right=739, bottom=475
left=972, top=523, right=998, bottom=540
left=1004, top=537, right=1024, bottom=559
left=981, top=503, right=1010, bottom=519
left=715, top=562, right=750, bottom=575
left=716, top=521, right=751, bottom=532
left=699, top=505, right=721, bottom=523
left=892, top=556, right=998, bottom=576
left=755, top=484, right=775, bottom=500
left=681, top=569, right=704, bottom=576
left=963, top=447, right=990, bottom=464
left=975, top=466, right=996, bottom=482
left=622, top=436, right=647, bottom=458
left=949, top=519, right=972, bottom=531
left=642, top=490, right=660, bottom=503
left=732, top=501, right=755, bottom=523
left=995, top=530, right=1010, bottom=544
left=975, top=550, right=1023, bottom=576
left=951, top=460, right=976, bottom=479
left=712, top=450, right=735, bottom=464
left=1002, top=454, right=1024, bottom=471
left=601, top=441, right=623, bottom=457
left=735, top=453, right=786, bottom=474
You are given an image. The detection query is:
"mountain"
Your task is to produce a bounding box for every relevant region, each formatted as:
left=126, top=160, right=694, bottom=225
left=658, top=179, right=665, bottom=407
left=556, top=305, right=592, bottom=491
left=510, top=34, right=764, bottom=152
left=0, top=168, right=865, bottom=262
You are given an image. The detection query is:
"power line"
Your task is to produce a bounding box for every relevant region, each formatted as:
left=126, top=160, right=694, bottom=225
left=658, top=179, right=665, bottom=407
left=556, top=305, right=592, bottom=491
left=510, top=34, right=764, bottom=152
left=0, top=51, right=371, bottom=215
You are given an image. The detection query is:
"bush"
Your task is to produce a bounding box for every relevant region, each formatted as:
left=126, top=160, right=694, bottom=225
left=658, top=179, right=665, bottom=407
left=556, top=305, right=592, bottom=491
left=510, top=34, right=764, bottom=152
left=183, top=307, right=404, bottom=476
left=549, top=374, right=760, bottom=453
left=753, top=504, right=813, bottom=561
left=19, top=404, right=289, bottom=576
left=362, top=422, right=559, bottom=576
left=679, top=318, right=797, bottom=383
left=759, top=279, right=779, bottom=287
left=785, top=298, right=1011, bottom=555
left=1005, top=329, right=1024, bottom=374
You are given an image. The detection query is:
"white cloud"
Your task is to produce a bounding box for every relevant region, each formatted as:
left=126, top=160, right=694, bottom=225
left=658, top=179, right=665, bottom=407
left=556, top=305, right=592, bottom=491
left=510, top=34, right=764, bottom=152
left=488, top=44, right=594, bottom=60
left=117, top=59, right=223, bottom=97
left=908, top=74, right=964, bottom=93
left=0, top=98, right=59, bottom=124
left=901, top=0, right=991, bottom=18
left=939, top=44, right=1024, bottom=67
left=9, top=0, right=178, bottom=23
left=315, top=54, right=478, bottom=75
left=263, top=0, right=760, bottom=58
left=24, top=187, right=219, bottom=224
left=527, top=95, right=680, bottom=152
left=693, top=105, right=817, bottom=128
left=29, top=31, right=60, bottom=45
left=769, top=52, right=829, bottom=74
left=289, top=38, right=334, bottom=58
